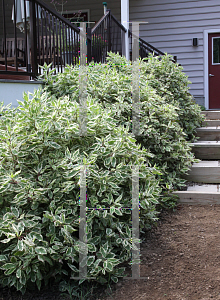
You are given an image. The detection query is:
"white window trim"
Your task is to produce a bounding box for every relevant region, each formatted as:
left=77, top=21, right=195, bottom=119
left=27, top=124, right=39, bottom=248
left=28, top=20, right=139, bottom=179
left=204, top=29, right=220, bottom=110
left=212, top=37, right=220, bottom=65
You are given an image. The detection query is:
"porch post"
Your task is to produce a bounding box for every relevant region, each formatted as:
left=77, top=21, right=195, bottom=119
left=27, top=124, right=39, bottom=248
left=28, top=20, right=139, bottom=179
left=121, top=0, right=129, bottom=60
left=29, top=0, right=38, bottom=78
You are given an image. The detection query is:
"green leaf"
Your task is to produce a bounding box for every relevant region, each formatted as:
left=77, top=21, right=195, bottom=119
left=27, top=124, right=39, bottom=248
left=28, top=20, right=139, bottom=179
left=87, top=256, right=95, bottom=266
left=23, top=238, right=35, bottom=247
left=43, top=256, right=53, bottom=266
left=100, top=246, right=107, bottom=258
left=48, top=190, right=53, bottom=199
left=115, top=208, right=123, bottom=216
left=111, top=157, right=116, bottom=167
left=106, top=228, right=112, bottom=236
left=0, top=255, right=7, bottom=261
left=17, top=240, right=24, bottom=251
left=103, top=209, right=107, bottom=218
left=103, top=260, right=113, bottom=272
left=35, top=247, right=47, bottom=255
left=30, top=271, right=36, bottom=282
left=110, top=207, right=115, bottom=215
left=87, top=243, right=96, bottom=252
left=36, top=278, right=41, bottom=291
left=5, top=267, right=17, bottom=275
left=33, top=233, right=43, bottom=241
left=67, top=263, right=78, bottom=273
left=2, top=263, right=16, bottom=270
left=16, top=269, right=21, bottom=278
left=48, top=141, right=61, bottom=149
left=109, top=182, right=119, bottom=189
left=11, top=207, right=19, bottom=218
left=111, top=276, right=118, bottom=283
left=37, top=255, right=45, bottom=263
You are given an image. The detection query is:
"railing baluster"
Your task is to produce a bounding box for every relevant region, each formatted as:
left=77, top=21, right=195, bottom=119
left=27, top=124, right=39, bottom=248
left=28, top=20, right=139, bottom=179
left=2, top=0, right=7, bottom=69
left=59, top=21, right=63, bottom=72
left=55, top=19, right=59, bottom=72
left=62, top=23, right=65, bottom=66
left=45, top=10, right=48, bottom=65
left=65, top=25, right=68, bottom=65
left=23, top=0, right=28, bottom=72
left=30, top=0, right=38, bottom=78
left=41, top=8, right=44, bottom=68
left=87, top=27, right=92, bottom=63
left=48, top=13, right=52, bottom=70
left=71, top=29, right=73, bottom=66
left=13, top=0, right=18, bottom=71
left=36, top=3, right=41, bottom=74
left=51, top=15, right=55, bottom=73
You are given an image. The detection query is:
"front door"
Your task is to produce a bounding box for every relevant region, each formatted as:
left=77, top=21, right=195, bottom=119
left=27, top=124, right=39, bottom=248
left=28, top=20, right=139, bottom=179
left=208, top=33, right=220, bottom=109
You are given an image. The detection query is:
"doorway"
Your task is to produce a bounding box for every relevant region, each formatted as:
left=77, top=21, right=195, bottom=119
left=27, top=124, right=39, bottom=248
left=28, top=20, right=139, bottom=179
left=208, top=33, right=220, bottom=109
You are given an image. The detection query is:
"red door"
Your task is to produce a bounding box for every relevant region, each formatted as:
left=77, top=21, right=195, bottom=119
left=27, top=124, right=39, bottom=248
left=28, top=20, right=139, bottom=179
left=208, top=33, right=220, bottom=109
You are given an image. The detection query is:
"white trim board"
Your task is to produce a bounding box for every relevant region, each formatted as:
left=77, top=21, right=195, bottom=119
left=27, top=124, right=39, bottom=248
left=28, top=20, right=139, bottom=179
left=204, top=29, right=220, bottom=110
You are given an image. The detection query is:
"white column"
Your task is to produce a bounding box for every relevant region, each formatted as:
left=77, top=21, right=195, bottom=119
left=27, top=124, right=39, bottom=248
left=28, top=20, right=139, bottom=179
left=121, top=0, right=129, bottom=60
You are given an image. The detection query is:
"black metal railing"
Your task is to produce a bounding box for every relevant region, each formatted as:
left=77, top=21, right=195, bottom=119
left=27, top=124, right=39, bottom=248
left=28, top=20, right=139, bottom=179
left=0, top=0, right=80, bottom=79
left=128, top=29, right=165, bottom=60
left=89, top=9, right=127, bottom=63
left=0, top=1, right=174, bottom=79
left=0, top=0, right=33, bottom=77
left=31, top=0, right=80, bottom=76
left=128, top=30, right=178, bottom=63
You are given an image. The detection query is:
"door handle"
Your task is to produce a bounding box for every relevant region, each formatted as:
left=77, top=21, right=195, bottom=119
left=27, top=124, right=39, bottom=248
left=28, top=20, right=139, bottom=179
left=209, top=74, right=214, bottom=77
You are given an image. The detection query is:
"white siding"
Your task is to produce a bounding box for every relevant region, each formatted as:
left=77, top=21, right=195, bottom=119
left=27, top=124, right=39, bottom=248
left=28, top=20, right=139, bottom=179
left=130, top=0, right=220, bottom=99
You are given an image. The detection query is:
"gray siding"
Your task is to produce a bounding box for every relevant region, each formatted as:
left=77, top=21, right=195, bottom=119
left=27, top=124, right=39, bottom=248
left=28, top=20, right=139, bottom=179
left=130, top=0, right=220, bottom=99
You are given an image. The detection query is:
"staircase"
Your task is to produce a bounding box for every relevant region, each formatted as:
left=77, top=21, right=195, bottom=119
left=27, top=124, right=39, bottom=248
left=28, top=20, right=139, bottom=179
left=174, top=111, right=220, bottom=205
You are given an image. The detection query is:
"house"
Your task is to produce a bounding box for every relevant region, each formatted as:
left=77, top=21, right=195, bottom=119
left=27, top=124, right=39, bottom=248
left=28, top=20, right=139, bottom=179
left=0, top=0, right=219, bottom=109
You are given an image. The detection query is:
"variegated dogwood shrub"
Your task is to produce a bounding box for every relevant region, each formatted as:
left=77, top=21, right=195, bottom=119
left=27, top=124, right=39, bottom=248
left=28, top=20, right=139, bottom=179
left=0, top=91, right=161, bottom=294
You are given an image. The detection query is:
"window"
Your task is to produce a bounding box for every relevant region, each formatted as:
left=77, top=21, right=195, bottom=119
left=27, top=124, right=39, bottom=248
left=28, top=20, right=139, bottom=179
left=213, top=37, right=220, bottom=64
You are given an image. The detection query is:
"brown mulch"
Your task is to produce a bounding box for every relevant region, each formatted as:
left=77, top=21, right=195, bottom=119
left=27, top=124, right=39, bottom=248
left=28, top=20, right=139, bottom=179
left=99, top=204, right=220, bottom=300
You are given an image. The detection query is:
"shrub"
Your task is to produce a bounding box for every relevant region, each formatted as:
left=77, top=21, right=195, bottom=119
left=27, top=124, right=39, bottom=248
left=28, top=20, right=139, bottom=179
left=0, top=91, right=161, bottom=294
left=140, top=53, right=205, bottom=141
left=40, top=53, right=200, bottom=199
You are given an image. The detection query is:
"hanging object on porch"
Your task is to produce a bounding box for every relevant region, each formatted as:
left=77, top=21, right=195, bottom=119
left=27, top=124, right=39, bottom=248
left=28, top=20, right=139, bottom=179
left=11, top=0, right=31, bottom=69
left=11, top=0, right=30, bottom=33
left=11, top=0, right=41, bottom=69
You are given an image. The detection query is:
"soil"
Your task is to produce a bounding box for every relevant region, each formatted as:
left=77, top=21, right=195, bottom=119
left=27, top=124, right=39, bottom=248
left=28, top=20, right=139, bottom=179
left=98, top=204, right=220, bottom=300
left=1, top=204, right=220, bottom=300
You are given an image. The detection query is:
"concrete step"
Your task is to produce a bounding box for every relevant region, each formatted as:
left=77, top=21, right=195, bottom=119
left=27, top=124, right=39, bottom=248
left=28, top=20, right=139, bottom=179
left=202, top=120, right=220, bottom=127
left=196, top=127, right=220, bottom=141
left=191, top=141, right=220, bottom=159
left=184, top=161, right=220, bottom=183
left=201, top=110, right=220, bottom=120
left=173, top=184, right=220, bottom=204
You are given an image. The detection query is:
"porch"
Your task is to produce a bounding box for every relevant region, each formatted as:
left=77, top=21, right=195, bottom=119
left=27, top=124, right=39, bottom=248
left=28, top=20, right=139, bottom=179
left=0, top=0, right=170, bottom=81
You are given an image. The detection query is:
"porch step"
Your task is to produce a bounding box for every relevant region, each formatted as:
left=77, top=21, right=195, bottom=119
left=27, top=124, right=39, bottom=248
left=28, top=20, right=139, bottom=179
left=196, top=127, right=220, bottom=141
left=191, top=141, right=220, bottom=159
left=174, top=111, right=220, bottom=205
left=183, top=161, right=220, bottom=183
left=173, top=184, right=220, bottom=205
left=201, top=110, right=220, bottom=119
left=202, top=120, right=220, bottom=127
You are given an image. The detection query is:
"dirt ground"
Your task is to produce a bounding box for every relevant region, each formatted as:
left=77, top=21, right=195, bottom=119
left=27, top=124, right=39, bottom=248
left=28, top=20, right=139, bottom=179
left=100, top=204, right=220, bottom=300
left=1, top=204, right=220, bottom=300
